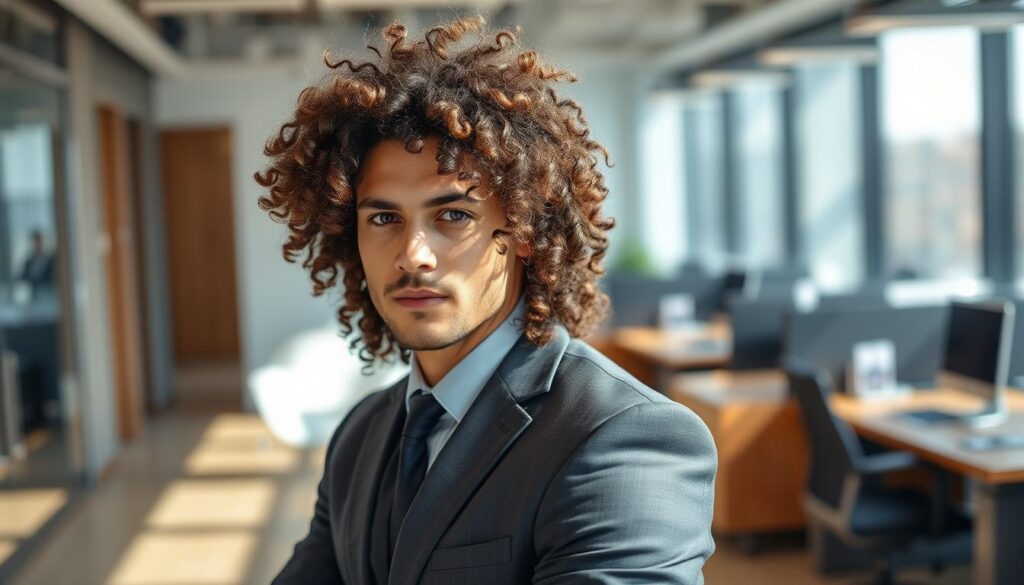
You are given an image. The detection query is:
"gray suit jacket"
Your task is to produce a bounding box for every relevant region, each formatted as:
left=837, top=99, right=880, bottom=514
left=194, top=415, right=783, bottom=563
left=271, top=325, right=717, bottom=585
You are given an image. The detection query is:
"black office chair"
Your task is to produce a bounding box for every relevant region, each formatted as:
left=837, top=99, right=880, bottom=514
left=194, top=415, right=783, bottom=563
left=785, top=357, right=971, bottom=584
left=726, top=298, right=791, bottom=370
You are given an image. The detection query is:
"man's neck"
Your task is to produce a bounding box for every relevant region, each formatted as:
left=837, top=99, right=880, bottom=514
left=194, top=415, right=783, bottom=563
left=415, top=290, right=523, bottom=387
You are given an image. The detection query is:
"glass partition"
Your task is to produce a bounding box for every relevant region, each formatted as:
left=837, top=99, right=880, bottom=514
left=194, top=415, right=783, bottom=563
left=0, top=58, right=81, bottom=577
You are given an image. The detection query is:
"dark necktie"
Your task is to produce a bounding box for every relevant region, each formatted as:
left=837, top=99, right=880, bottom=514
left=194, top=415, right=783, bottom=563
left=389, top=390, right=446, bottom=553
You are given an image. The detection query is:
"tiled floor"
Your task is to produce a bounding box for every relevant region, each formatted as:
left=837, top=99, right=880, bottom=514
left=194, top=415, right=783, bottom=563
left=7, top=405, right=972, bottom=585
left=8, top=406, right=323, bottom=585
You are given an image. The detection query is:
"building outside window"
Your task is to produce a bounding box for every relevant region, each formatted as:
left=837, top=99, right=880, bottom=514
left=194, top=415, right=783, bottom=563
left=880, top=26, right=982, bottom=282
left=794, top=61, right=865, bottom=292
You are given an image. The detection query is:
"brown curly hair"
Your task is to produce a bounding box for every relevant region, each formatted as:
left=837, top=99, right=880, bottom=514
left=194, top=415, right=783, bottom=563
left=254, top=15, right=615, bottom=366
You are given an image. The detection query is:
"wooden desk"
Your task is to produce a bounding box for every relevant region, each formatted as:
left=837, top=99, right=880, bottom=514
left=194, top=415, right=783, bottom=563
left=667, top=369, right=808, bottom=535
left=830, top=389, right=1024, bottom=484
left=670, top=368, right=1024, bottom=585
left=832, top=389, right=1024, bottom=585
left=590, top=318, right=732, bottom=390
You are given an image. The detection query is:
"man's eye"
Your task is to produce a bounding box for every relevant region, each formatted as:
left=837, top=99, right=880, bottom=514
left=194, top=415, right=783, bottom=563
left=369, top=213, right=398, bottom=226
left=440, top=209, right=471, bottom=223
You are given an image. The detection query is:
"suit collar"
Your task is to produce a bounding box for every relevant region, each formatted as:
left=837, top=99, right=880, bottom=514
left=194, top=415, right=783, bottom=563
left=387, top=323, right=571, bottom=585
left=342, top=377, right=407, bottom=585
left=404, top=293, right=528, bottom=422
left=496, top=324, right=569, bottom=403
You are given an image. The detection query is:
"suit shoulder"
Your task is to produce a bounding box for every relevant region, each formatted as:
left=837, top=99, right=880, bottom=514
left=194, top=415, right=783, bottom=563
left=561, top=337, right=671, bottom=406
left=546, top=338, right=712, bottom=445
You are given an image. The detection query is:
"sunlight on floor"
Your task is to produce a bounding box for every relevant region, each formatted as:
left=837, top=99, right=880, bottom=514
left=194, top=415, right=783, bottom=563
left=0, top=539, right=16, bottom=565
left=104, top=413, right=304, bottom=585
left=0, top=488, right=68, bottom=538
left=145, top=479, right=276, bottom=529
left=183, top=414, right=300, bottom=475
left=106, top=532, right=258, bottom=585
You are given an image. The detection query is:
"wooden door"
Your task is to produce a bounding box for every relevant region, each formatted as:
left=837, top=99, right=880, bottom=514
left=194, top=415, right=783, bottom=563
left=98, top=105, right=145, bottom=441
left=159, top=128, right=240, bottom=365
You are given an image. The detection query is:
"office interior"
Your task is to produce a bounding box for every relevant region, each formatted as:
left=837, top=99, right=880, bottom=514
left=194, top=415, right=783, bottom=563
left=2, top=0, right=1024, bottom=583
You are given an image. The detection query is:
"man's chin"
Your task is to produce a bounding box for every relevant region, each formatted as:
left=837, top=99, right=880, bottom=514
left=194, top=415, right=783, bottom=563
left=388, top=323, right=467, bottom=352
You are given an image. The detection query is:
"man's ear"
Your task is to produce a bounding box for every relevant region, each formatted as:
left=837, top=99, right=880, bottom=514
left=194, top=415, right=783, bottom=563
left=515, top=240, right=531, bottom=260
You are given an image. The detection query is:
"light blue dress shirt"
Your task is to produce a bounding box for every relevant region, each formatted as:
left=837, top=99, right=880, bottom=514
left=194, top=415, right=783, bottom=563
left=405, top=293, right=527, bottom=471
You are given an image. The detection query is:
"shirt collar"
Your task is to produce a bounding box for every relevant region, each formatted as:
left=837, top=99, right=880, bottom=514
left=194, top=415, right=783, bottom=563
left=405, top=293, right=527, bottom=422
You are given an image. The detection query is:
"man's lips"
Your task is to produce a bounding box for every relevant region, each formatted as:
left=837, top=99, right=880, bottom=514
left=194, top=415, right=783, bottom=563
left=393, top=290, right=448, bottom=308
left=394, top=289, right=446, bottom=300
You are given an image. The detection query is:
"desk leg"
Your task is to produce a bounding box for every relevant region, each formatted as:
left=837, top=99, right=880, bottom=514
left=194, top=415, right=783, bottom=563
left=975, top=482, right=1024, bottom=585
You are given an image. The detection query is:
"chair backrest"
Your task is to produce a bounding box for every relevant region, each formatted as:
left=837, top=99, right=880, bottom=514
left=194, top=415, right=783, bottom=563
left=785, top=357, right=865, bottom=509
left=727, top=298, right=792, bottom=370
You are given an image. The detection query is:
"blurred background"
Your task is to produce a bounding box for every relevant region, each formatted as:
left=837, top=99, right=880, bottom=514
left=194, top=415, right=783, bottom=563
left=3, top=0, right=1024, bottom=583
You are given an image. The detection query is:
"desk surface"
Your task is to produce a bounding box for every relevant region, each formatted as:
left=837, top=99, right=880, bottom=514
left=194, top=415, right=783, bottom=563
left=608, top=317, right=732, bottom=371
left=667, top=369, right=786, bottom=406
left=0, top=298, right=61, bottom=328
left=832, top=389, right=1024, bottom=485
left=669, top=370, right=1024, bottom=485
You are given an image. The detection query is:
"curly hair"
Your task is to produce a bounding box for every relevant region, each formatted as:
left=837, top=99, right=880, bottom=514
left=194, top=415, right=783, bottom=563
left=254, top=15, right=615, bottom=366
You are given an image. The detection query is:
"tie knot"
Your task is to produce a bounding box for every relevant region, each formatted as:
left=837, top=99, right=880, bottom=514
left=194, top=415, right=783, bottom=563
left=403, top=390, right=446, bottom=439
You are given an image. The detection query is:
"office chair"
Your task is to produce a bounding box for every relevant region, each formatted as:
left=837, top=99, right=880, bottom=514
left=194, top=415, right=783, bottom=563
left=785, top=357, right=972, bottom=584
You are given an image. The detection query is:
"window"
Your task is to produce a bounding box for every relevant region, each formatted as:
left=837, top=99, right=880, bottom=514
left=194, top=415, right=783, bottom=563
left=794, top=61, right=865, bottom=292
left=1012, top=26, right=1024, bottom=287
left=638, top=93, right=687, bottom=273
left=685, top=91, right=727, bottom=271
left=729, top=81, right=786, bottom=268
left=880, top=27, right=982, bottom=281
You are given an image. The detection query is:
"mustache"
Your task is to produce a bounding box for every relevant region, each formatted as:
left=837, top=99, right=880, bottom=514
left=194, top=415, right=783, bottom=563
left=384, top=273, right=447, bottom=296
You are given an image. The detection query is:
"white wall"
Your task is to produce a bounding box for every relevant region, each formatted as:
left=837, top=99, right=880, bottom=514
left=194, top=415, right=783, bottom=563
left=155, top=64, right=344, bottom=406
left=155, top=40, right=645, bottom=406
left=66, top=21, right=175, bottom=481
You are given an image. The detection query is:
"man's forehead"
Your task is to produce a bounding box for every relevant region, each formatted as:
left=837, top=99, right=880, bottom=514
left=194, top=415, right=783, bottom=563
left=356, top=140, right=484, bottom=204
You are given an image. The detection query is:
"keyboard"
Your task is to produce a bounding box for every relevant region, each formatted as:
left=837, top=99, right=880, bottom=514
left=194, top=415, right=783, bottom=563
left=900, top=409, right=962, bottom=424
left=961, top=434, right=1024, bottom=452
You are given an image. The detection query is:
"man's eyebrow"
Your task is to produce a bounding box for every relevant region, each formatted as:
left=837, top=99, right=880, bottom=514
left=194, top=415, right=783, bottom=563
left=423, top=192, right=480, bottom=208
left=356, top=191, right=480, bottom=211
left=356, top=198, right=400, bottom=211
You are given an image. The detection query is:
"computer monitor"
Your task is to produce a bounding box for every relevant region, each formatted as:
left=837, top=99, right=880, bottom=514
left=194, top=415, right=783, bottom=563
left=937, top=300, right=1016, bottom=428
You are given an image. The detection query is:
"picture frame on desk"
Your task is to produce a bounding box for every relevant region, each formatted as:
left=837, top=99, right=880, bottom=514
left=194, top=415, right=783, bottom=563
left=846, top=339, right=910, bottom=401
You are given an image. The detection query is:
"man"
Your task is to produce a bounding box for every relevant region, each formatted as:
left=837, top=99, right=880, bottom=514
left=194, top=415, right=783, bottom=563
left=256, top=15, right=716, bottom=585
left=18, top=229, right=55, bottom=298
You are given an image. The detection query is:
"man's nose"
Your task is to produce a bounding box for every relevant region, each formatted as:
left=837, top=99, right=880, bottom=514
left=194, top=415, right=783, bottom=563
left=395, top=229, right=437, bottom=273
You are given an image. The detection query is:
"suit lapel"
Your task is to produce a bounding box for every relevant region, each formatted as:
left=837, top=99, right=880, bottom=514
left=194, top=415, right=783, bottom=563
left=342, top=378, right=407, bottom=585
left=389, top=326, right=571, bottom=585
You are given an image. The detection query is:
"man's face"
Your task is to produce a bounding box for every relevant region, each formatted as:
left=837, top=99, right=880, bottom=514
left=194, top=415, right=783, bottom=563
left=355, top=137, right=528, bottom=351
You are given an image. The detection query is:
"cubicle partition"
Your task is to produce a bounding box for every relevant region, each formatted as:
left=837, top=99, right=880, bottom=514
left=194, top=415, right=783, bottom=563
left=783, top=305, right=950, bottom=390
left=727, top=297, right=793, bottom=370
left=601, top=272, right=724, bottom=326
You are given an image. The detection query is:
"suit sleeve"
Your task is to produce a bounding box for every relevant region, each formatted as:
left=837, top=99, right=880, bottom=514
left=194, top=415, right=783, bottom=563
left=271, top=395, right=373, bottom=585
left=532, top=401, right=718, bottom=585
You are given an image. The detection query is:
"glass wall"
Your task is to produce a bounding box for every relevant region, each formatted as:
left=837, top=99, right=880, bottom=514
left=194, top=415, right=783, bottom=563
left=794, top=61, right=865, bottom=292
left=729, top=81, right=786, bottom=268
left=880, top=26, right=982, bottom=281
left=686, top=91, right=727, bottom=272
left=0, top=3, right=81, bottom=575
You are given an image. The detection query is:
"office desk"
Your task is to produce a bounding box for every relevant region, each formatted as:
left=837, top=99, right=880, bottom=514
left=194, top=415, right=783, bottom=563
left=832, top=389, right=1024, bottom=585
left=592, top=317, right=732, bottom=391
left=670, top=368, right=1024, bottom=585
left=666, top=370, right=808, bottom=535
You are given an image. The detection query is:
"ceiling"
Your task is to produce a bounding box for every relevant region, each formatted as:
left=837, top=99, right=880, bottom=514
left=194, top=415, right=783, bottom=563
left=114, top=0, right=775, bottom=61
